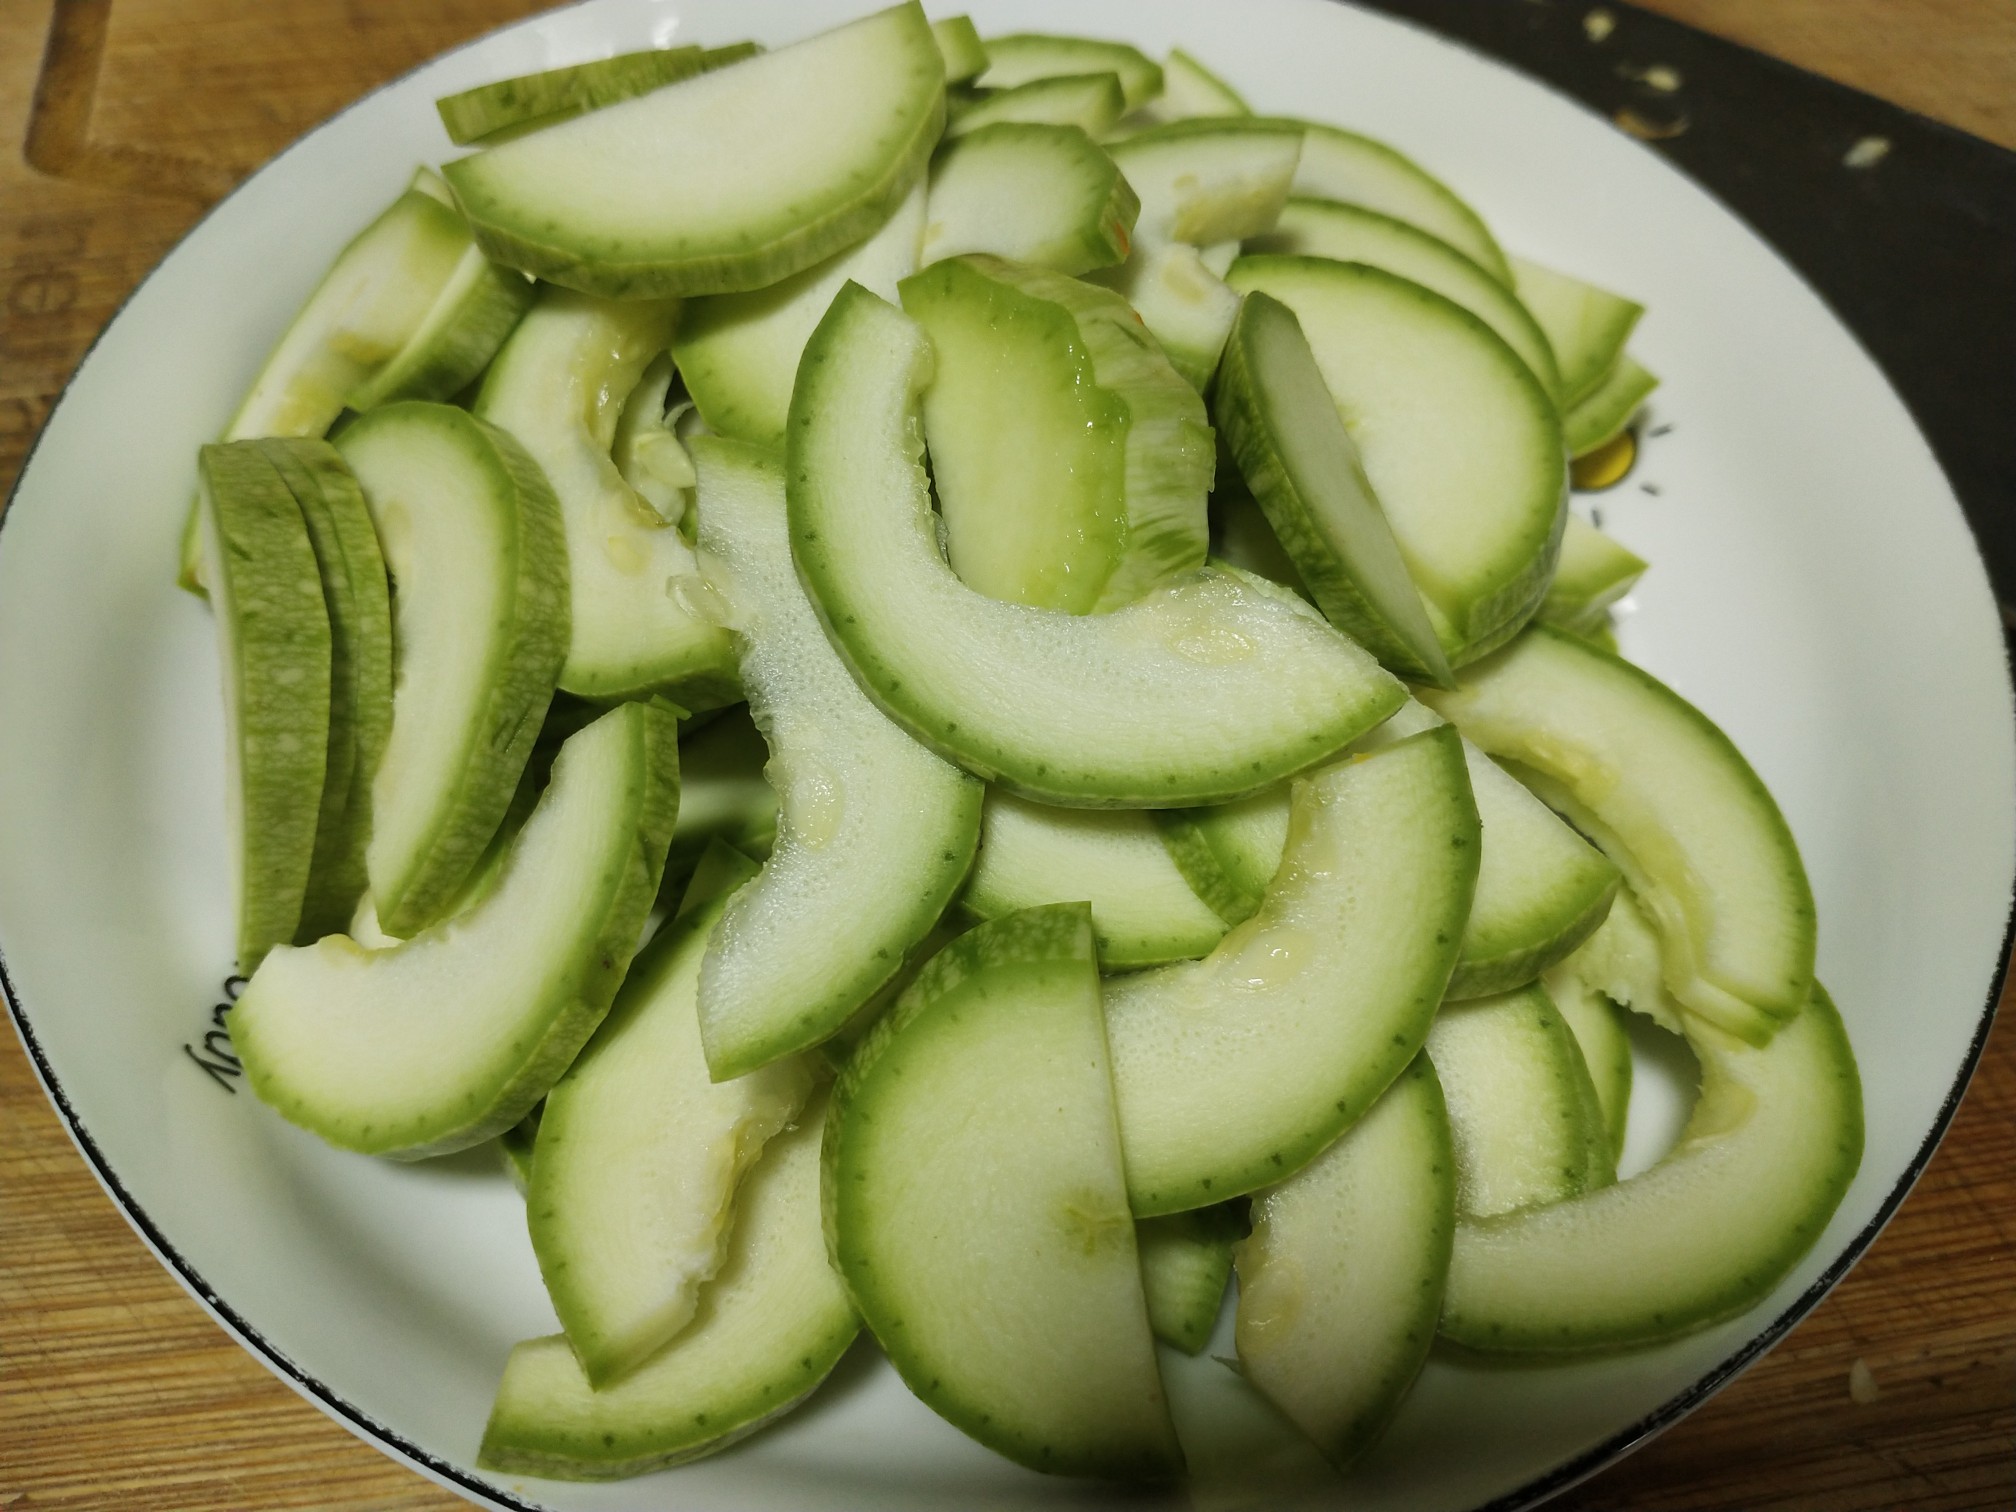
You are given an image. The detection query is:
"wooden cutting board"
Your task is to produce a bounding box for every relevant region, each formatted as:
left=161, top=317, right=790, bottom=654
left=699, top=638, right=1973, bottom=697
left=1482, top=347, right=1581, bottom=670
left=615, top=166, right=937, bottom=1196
left=1, top=2, right=2012, bottom=1508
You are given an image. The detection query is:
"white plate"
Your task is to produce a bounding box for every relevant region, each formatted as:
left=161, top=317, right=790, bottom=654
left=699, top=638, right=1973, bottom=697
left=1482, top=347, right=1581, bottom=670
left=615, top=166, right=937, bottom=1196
left=2, top=2, right=2010, bottom=1508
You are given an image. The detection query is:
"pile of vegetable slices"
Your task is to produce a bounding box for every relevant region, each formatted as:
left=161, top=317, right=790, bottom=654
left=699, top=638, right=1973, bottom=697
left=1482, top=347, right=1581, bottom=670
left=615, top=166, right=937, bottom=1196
left=187, top=2, right=1862, bottom=1488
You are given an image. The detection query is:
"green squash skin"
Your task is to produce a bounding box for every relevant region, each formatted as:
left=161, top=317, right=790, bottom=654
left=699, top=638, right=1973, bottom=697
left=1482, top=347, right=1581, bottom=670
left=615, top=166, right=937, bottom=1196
left=199, top=441, right=334, bottom=971
left=254, top=438, right=393, bottom=946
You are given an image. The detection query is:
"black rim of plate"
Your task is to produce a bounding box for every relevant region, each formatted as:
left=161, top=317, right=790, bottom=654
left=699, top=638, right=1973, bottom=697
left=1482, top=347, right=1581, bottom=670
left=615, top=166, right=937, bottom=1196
left=0, top=3, right=2010, bottom=1510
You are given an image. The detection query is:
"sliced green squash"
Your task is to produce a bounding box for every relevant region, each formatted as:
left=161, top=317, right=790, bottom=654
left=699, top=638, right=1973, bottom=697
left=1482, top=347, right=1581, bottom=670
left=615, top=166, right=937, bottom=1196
left=1215, top=288, right=1453, bottom=686
left=443, top=3, right=944, bottom=298
left=252, top=439, right=391, bottom=944
left=178, top=180, right=482, bottom=593
left=1235, top=1054, right=1454, bottom=1468
left=1422, top=624, right=1816, bottom=1043
left=231, top=700, right=681, bottom=1158
left=198, top=442, right=333, bottom=970
left=1540, top=514, right=1647, bottom=635
left=920, top=122, right=1139, bottom=275
left=1227, top=255, right=1567, bottom=665
left=1088, top=240, right=1242, bottom=390
left=1510, top=255, right=1645, bottom=407
left=962, top=792, right=1229, bottom=968
left=978, top=33, right=1163, bottom=112
left=1441, top=985, right=1861, bottom=1352
left=690, top=438, right=981, bottom=1080
left=825, top=903, right=1182, bottom=1479
left=474, top=287, right=739, bottom=707
left=333, top=402, right=567, bottom=937
left=529, top=845, right=812, bottom=1385
left=786, top=282, right=1403, bottom=807
left=1565, top=354, right=1660, bottom=458
left=1105, top=728, right=1477, bottom=1215
left=931, top=16, right=988, bottom=84
left=1544, top=965, right=1635, bottom=1164
left=1427, top=982, right=1613, bottom=1218
left=901, top=253, right=1213, bottom=613
left=344, top=247, right=534, bottom=413
left=480, top=1083, right=857, bottom=1478
left=1138, top=1205, right=1242, bottom=1354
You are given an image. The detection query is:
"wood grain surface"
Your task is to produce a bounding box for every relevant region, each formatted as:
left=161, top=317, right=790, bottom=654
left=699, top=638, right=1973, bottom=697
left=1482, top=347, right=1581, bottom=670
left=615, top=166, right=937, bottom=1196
left=2, top=2, right=2012, bottom=1509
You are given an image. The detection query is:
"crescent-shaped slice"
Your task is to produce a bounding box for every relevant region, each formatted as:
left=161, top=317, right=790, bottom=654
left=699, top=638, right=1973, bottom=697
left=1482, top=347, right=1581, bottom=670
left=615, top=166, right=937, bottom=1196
left=786, top=281, right=1403, bottom=807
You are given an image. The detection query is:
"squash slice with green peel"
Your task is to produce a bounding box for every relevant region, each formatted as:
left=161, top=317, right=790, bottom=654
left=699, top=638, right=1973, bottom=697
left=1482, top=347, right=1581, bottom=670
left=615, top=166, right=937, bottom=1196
left=901, top=253, right=1213, bottom=613
left=1107, top=118, right=1303, bottom=247
left=978, top=33, right=1163, bottom=112
left=198, top=442, right=333, bottom=971
left=931, top=16, right=988, bottom=84
left=1228, top=255, right=1567, bottom=666
left=1540, top=514, right=1648, bottom=635
left=1105, top=727, right=1477, bottom=1216
left=787, top=282, right=1403, bottom=807
left=1358, top=700, right=1619, bottom=1000
left=1442, top=985, right=1861, bottom=1352
left=676, top=182, right=925, bottom=451
left=824, top=903, right=1182, bottom=1480
left=475, top=288, right=739, bottom=708
left=252, top=439, right=391, bottom=945
left=481, top=1084, right=858, bottom=1479
left=1088, top=240, right=1242, bottom=390
left=1283, top=121, right=1510, bottom=283
left=333, top=403, right=566, bottom=938
left=1138, top=1205, right=1242, bottom=1354
left=529, top=845, right=812, bottom=1386
left=947, top=72, right=1127, bottom=139
left=232, top=699, right=682, bottom=1159
left=1214, top=289, right=1453, bottom=686
left=1544, top=966, right=1635, bottom=1164
left=443, top=3, right=944, bottom=299
left=963, top=793, right=1229, bottom=968
left=435, top=43, right=758, bottom=147
left=344, top=247, right=534, bottom=414
left=1510, top=255, right=1645, bottom=407
left=1252, top=198, right=1560, bottom=398
left=1235, top=1054, right=1455, bottom=1469
left=689, top=439, right=981, bottom=1081
left=920, top=122, right=1139, bottom=275
left=1565, top=354, right=1660, bottom=458
left=1428, top=981, right=1614, bottom=1218
left=1421, top=624, right=1817, bottom=1043
left=178, top=179, right=490, bottom=593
